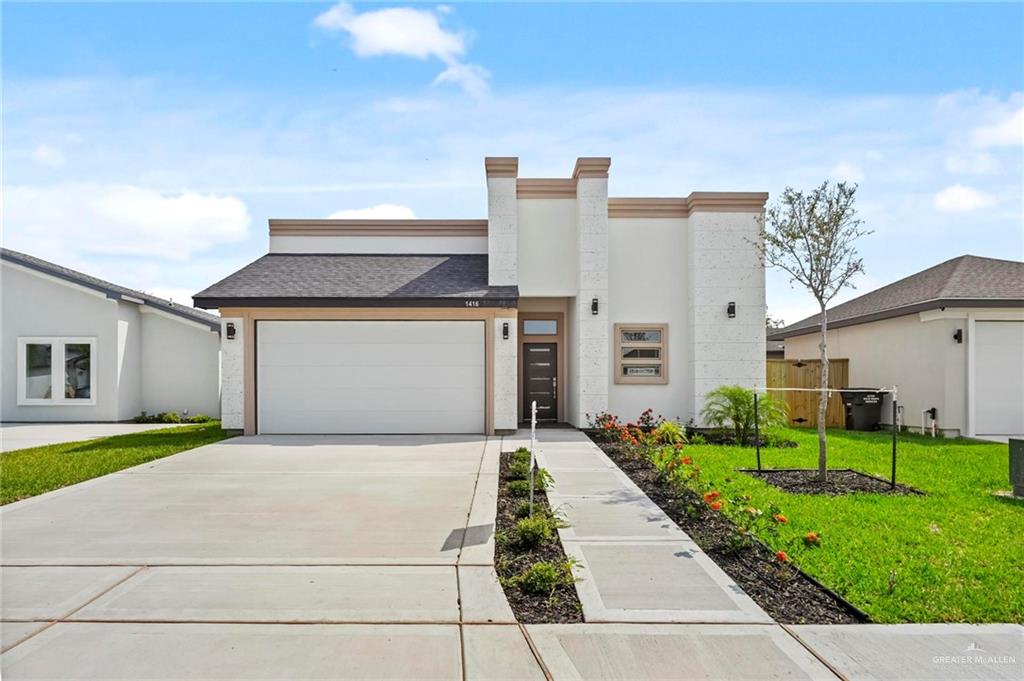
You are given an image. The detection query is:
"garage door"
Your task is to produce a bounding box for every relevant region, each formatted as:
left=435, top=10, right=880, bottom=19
left=257, top=321, right=485, bottom=434
left=975, top=321, right=1024, bottom=435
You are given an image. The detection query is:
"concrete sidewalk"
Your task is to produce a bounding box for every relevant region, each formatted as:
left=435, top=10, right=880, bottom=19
left=507, top=428, right=770, bottom=624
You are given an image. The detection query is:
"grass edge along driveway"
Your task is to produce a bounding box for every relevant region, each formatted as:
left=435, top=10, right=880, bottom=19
left=1, top=422, right=231, bottom=505
left=674, top=428, right=1023, bottom=624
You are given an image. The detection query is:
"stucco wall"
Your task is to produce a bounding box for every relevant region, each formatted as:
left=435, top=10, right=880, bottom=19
left=1, top=263, right=126, bottom=422
left=269, top=235, right=487, bottom=254
left=219, top=316, right=245, bottom=430
left=517, top=199, right=578, bottom=296
left=487, top=177, right=518, bottom=286
left=573, top=177, right=610, bottom=426
left=608, top=217, right=691, bottom=422
left=783, top=314, right=967, bottom=434
left=687, top=211, right=766, bottom=424
left=140, top=309, right=221, bottom=418
left=115, top=304, right=143, bottom=421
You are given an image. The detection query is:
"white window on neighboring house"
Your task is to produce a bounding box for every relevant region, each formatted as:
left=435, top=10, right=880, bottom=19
left=17, top=337, right=96, bottom=406
left=614, top=324, right=668, bottom=385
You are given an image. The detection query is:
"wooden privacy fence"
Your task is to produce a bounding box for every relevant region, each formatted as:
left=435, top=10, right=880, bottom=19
left=766, top=359, right=849, bottom=428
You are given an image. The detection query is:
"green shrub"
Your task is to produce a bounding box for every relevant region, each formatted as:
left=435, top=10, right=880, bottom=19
left=160, top=412, right=182, bottom=423
left=505, top=480, right=530, bottom=497
left=511, top=560, right=576, bottom=595
left=514, top=501, right=533, bottom=518
left=507, top=460, right=531, bottom=480
left=512, top=448, right=532, bottom=465
left=700, top=385, right=788, bottom=442
left=534, top=468, right=553, bottom=491
left=513, top=515, right=553, bottom=548
left=186, top=414, right=213, bottom=423
left=653, top=420, right=686, bottom=445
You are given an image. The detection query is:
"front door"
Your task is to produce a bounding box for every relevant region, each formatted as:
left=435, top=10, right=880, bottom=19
left=523, top=343, right=557, bottom=421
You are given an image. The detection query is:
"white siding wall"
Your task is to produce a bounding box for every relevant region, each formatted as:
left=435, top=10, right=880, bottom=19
left=784, top=314, right=969, bottom=435
left=687, top=211, right=766, bottom=424
left=140, top=309, right=221, bottom=418
left=608, top=217, right=691, bottom=422
left=220, top=317, right=245, bottom=430
left=517, top=199, right=578, bottom=296
left=1, top=263, right=127, bottom=422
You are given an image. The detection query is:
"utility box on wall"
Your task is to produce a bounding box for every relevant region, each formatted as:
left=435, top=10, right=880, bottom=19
left=1010, top=439, right=1024, bottom=498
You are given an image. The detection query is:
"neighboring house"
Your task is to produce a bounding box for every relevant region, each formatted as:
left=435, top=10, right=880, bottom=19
left=2, top=249, right=221, bottom=423
left=769, top=255, right=1024, bottom=438
left=194, top=156, right=767, bottom=435
left=767, top=339, right=785, bottom=358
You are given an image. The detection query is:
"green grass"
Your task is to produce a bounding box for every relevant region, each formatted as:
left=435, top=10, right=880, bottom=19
left=677, top=428, right=1023, bottom=623
left=0, top=423, right=231, bottom=504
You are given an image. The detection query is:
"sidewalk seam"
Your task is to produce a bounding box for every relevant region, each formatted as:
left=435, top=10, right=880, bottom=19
left=779, top=623, right=848, bottom=681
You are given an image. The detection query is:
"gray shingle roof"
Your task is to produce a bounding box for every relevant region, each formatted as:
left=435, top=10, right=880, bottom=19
left=192, top=254, right=519, bottom=308
left=770, top=255, right=1024, bottom=339
left=1, top=248, right=221, bottom=331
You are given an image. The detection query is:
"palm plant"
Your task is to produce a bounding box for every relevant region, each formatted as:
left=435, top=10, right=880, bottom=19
left=701, top=385, right=788, bottom=443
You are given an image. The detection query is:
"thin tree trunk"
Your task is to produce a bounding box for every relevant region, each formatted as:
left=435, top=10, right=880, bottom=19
left=817, top=302, right=829, bottom=482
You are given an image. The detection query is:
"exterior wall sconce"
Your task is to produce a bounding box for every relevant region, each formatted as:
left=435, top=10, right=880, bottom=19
left=726, top=302, right=736, bottom=318
left=502, top=322, right=509, bottom=340
left=226, top=322, right=236, bottom=340
left=953, top=329, right=963, bottom=344
left=591, top=298, right=599, bottom=315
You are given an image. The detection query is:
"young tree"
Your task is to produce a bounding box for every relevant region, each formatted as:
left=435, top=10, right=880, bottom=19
left=756, top=182, right=871, bottom=482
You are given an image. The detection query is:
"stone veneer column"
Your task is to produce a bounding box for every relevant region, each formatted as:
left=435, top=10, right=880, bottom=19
left=686, top=193, right=768, bottom=424
left=573, top=157, right=611, bottom=426
left=485, top=157, right=518, bottom=286
left=493, top=316, right=518, bottom=431
left=219, top=316, right=244, bottom=430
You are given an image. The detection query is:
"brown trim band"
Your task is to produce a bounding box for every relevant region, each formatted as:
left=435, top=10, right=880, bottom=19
left=516, top=179, right=577, bottom=199
left=196, top=296, right=518, bottom=309
left=608, top=192, right=769, bottom=218
left=572, top=157, right=611, bottom=179
left=485, top=157, right=519, bottom=178
left=269, top=219, right=488, bottom=237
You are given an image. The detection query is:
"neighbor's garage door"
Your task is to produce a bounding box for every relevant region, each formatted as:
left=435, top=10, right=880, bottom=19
left=257, top=321, right=485, bottom=434
left=975, top=321, right=1024, bottom=435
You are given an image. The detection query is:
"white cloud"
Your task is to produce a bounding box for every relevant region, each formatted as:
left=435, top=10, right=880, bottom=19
left=313, top=2, right=487, bottom=95
left=933, top=184, right=996, bottom=213
left=944, top=152, right=998, bottom=175
left=972, top=107, right=1024, bottom=148
left=327, top=203, right=416, bottom=219
left=31, top=143, right=66, bottom=167
left=4, top=184, right=251, bottom=261
left=830, top=161, right=864, bottom=183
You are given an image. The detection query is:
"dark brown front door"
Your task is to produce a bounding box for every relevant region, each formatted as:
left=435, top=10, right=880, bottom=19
left=524, top=343, right=557, bottom=421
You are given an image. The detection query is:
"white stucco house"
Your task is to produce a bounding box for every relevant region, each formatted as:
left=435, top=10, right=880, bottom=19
left=770, top=255, right=1024, bottom=438
left=2, top=249, right=222, bottom=423
left=194, top=156, right=767, bottom=435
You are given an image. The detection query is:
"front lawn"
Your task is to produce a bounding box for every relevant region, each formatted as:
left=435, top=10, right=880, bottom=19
left=0, top=423, right=231, bottom=504
left=677, top=428, right=1023, bottom=623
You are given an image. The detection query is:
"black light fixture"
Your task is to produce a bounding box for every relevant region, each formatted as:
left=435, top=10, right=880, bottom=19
left=953, top=329, right=963, bottom=344
left=591, top=298, right=599, bottom=315
left=726, top=302, right=736, bottom=318
left=502, top=322, right=509, bottom=340
left=226, top=322, right=236, bottom=340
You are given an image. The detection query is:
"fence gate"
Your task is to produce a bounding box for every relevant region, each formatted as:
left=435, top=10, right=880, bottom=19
left=766, top=359, right=849, bottom=428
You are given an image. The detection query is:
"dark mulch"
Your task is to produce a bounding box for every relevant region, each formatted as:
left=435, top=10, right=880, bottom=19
left=595, top=439, right=867, bottom=624
left=493, top=452, right=583, bottom=624
left=688, top=429, right=798, bottom=448
left=744, top=468, right=923, bottom=496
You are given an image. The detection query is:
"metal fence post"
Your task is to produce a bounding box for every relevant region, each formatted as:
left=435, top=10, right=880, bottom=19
left=529, top=400, right=537, bottom=514
left=891, top=396, right=898, bottom=490
left=754, top=390, right=762, bottom=470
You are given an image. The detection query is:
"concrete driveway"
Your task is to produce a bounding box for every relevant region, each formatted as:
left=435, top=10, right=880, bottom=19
left=0, top=434, right=543, bottom=680
left=0, top=423, right=184, bottom=452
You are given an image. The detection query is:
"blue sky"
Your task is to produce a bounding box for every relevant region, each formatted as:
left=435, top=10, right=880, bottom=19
left=4, top=1, right=1023, bottom=323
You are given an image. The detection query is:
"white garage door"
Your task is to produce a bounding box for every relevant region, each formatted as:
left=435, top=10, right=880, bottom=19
left=975, top=321, right=1024, bottom=435
left=257, top=321, right=485, bottom=434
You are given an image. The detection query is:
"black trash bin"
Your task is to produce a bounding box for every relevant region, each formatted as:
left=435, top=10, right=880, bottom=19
left=839, top=389, right=886, bottom=431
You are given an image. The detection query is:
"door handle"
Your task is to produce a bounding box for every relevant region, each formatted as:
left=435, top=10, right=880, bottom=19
left=552, top=377, right=557, bottom=400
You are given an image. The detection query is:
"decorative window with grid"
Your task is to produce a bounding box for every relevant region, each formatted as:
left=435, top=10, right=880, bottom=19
left=614, top=324, right=668, bottom=384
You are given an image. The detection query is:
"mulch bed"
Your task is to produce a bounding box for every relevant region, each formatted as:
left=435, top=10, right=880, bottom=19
left=744, top=468, right=923, bottom=496
left=493, top=451, right=583, bottom=624
left=688, top=429, right=798, bottom=448
left=595, top=440, right=867, bottom=624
